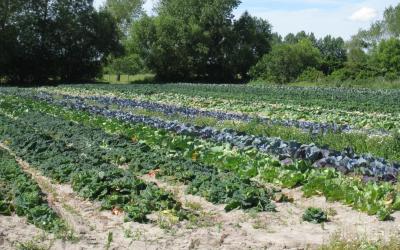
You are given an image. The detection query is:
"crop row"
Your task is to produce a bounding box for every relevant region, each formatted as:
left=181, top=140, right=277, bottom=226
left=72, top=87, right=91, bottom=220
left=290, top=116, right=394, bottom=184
left=65, top=84, right=400, bottom=113
left=0, top=114, right=189, bottom=222
left=30, top=90, right=400, bottom=163
left=53, top=85, right=400, bottom=131
left=17, top=90, right=400, bottom=181
left=0, top=148, right=66, bottom=233
left=42, top=91, right=352, bottom=134
left=0, top=94, right=399, bottom=220
left=0, top=106, right=278, bottom=216
left=78, top=94, right=400, bottom=163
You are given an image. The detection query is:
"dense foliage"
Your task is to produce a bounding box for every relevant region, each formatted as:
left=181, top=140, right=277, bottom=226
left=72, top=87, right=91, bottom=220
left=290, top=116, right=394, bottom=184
left=1, top=0, right=400, bottom=85
left=129, top=0, right=272, bottom=82
left=0, top=0, right=121, bottom=84
left=105, top=0, right=144, bottom=35
left=250, top=39, right=321, bottom=83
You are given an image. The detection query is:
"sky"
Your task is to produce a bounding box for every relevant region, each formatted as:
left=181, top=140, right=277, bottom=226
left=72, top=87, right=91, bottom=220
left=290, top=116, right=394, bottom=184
left=93, top=0, right=399, bottom=39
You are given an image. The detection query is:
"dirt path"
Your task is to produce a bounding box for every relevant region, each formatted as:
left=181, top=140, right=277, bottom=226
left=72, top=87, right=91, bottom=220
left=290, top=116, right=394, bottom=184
left=1, top=144, right=400, bottom=249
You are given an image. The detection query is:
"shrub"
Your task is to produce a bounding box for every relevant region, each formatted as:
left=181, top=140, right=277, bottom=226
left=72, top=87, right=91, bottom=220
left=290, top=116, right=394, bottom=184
left=250, top=39, right=322, bottom=84
left=302, top=207, right=328, bottom=224
left=297, top=68, right=325, bottom=82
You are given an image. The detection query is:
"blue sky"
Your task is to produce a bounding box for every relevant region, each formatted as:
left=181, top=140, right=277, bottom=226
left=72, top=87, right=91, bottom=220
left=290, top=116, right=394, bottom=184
left=93, top=0, right=399, bottom=39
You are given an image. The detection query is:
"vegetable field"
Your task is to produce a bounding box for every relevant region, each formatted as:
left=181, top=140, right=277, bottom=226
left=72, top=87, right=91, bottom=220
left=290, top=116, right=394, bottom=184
left=1, top=84, right=400, bottom=249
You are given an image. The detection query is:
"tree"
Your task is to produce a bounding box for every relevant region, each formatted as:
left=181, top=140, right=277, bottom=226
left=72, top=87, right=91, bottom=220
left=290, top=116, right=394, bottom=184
left=283, top=33, right=297, bottom=44
left=346, top=34, right=370, bottom=66
left=0, top=0, right=23, bottom=79
left=284, top=31, right=317, bottom=46
left=316, top=35, right=347, bottom=75
left=51, top=2, right=122, bottom=82
left=373, top=38, right=400, bottom=75
left=156, top=0, right=242, bottom=82
left=271, top=32, right=283, bottom=45
left=231, top=11, right=272, bottom=80
left=103, top=0, right=144, bottom=80
left=105, top=0, right=144, bottom=35
left=353, top=3, right=400, bottom=49
left=130, top=0, right=273, bottom=82
left=105, top=54, right=144, bottom=77
left=250, top=39, right=322, bottom=84
left=384, top=4, right=400, bottom=38
left=0, top=0, right=121, bottom=84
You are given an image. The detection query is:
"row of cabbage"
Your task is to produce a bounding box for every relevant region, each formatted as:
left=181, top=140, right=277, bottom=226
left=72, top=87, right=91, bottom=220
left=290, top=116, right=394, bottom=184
left=48, top=92, right=353, bottom=134
left=31, top=90, right=400, bottom=163
left=53, top=85, right=400, bottom=131
left=66, top=84, right=400, bottom=113
left=1, top=92, right=399, bottom=220
left=37, top=86, right=400, bottom=162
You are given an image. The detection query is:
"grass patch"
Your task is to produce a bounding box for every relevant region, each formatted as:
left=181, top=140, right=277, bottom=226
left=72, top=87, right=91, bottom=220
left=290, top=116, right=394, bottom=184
left=320, top=233, right=400, bottom=250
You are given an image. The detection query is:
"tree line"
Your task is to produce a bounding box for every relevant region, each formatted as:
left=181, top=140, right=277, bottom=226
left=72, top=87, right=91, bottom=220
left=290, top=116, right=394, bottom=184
left=0, top=0, right=122, bottom=84
left=1, top=0, right=400, bottom=84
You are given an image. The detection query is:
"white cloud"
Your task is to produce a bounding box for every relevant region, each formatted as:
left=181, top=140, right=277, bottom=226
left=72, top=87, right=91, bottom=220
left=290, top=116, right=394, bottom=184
left=349, top=7, right=378, bottom=22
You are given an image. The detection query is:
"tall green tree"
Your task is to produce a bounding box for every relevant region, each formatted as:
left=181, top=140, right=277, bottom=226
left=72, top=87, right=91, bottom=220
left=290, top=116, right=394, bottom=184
left=0, top=0, right=23, bottom=79
left=384, top=4, right=400, bottom=38
left=284, top=31, right=317, bottom=46
left=130, top=0, right=272, bottom=82
left=105, top=0, right=144, bottom=35
left=52, top=0, right=122, bottom=81
left=373, top=38, right=400, bottom=75
left=316, top=35, right=347, bottom=75
left=0, top=0, right=121, bottom=84
left=103, top=0, right=145, bottom=80
left=231, top=11, right=272, bottom=80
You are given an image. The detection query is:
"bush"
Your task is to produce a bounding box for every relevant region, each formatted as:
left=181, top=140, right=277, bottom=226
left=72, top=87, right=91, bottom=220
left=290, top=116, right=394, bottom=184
left=302, top=207, right=328, bottom=224
left=384, top=71, right=400, bottom=82
left=373, top=38, right=400, bottom=74
left=328, top=64, right=383, bottom=82
left=250, top=39, right=322, bottom=84
left=297, top=68, right=325, bottom=82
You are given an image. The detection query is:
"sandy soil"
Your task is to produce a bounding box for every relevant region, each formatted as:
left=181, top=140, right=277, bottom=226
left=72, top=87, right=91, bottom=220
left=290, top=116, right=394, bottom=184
left=1, top=145, right=400, bottom=249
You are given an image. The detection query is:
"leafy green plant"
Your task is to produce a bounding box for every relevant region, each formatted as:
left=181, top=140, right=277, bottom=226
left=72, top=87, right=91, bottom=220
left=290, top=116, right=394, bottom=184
left=0, top=149, right=66, bottom=233
left=302, top=207, right=328, bottom=224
